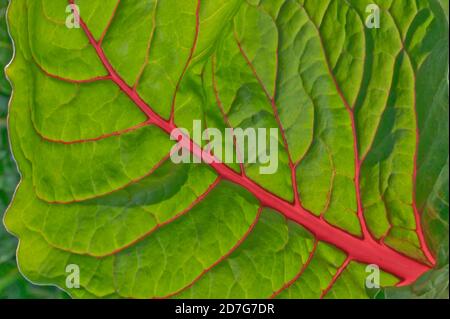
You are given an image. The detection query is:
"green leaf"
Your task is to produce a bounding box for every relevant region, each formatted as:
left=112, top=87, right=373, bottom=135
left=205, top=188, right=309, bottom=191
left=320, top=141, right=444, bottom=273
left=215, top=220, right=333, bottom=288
left=1, top=0, right=69, bottom=298
left=3, top=0, right=448, bottom=299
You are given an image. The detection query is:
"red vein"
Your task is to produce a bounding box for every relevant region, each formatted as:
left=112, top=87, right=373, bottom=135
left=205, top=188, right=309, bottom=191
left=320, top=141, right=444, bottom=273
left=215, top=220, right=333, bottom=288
left=40, top=153, right=171, bottom=205
left=98, top=0, right=121, bottom=45
left=211, top=55, right=246, bottom=176
left=320, top=162, right=336, bottom=218
left=36, top=60, right=111, bottom=83
left=157, top=206, right=263, bottom=299
left=411, top=67, right=436, bottom=266
left=390, top=10, right=437, bottom=266
left=302, top=6, right=372, bottom=240
left=133, top=0, right=158, bottom=90
left=36, top=121, right=150, bottom=145
left=293, top=75, right=315, bottom=169
left=356, top=47, right=403, bottom=245
left=169, top=0, right=201, bottom=124
left=320, top=257, right=351, bottom=299
left=233, top=32, right=291, bottom=162
left=234, top=31, right=300, bottom=205
left=65, top=0, right=433, bottom=285
left=379, top=193, right=394, bottom=244
left=349, top=107, right=372, bottom=239
left=270, top=240, right=318, bottom=298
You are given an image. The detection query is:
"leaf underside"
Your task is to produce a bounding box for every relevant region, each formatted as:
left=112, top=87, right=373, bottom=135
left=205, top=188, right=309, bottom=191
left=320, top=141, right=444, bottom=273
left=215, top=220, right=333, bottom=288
left=4, top=0, right=449, bottom=299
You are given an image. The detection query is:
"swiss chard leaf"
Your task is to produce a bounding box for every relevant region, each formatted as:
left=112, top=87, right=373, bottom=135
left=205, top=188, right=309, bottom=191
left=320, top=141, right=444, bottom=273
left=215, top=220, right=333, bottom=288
left=3, top=0, right=449, bottom=299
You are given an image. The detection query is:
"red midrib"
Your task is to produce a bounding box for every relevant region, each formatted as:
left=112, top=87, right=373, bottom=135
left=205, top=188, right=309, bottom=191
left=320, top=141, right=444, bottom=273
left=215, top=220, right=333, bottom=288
left=69, top=0, right=432, bottom=286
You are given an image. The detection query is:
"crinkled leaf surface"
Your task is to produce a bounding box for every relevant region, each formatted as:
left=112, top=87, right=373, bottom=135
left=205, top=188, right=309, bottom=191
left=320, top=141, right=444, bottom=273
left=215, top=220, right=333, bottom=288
left=3, top=0, right=449, bottom=299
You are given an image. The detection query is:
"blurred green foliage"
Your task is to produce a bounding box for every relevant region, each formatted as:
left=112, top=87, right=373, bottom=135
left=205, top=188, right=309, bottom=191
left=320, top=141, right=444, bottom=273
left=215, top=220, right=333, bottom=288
left=0, top=0, right=66, bottom=299
left=439, top=0, right=449, bottom=16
